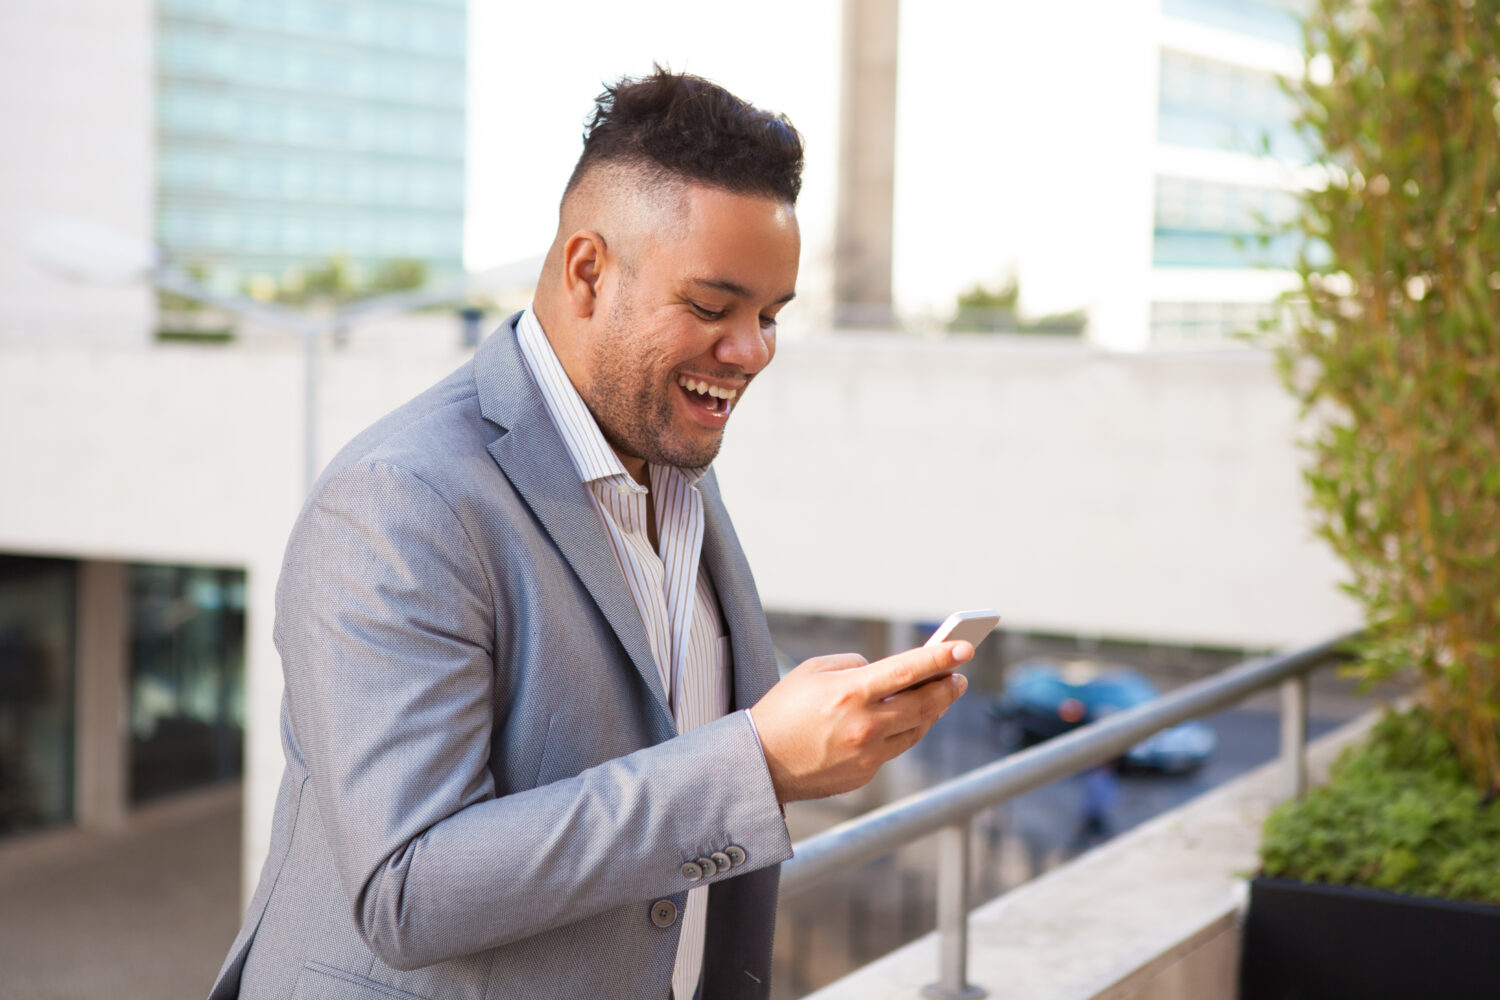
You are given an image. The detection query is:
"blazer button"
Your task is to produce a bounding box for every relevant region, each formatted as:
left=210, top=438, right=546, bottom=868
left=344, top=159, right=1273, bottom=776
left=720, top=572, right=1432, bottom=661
left=651, top=899, right=678, bottom=928
left=710, top=851, right=732, bottom=872
left=680, top=861, right=703, bottom=882
left=725, top=845, right=747, bottom=867
left=696, top=856, right=718, bottom=877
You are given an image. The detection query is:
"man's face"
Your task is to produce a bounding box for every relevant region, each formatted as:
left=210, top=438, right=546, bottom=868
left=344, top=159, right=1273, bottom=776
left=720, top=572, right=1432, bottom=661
left=580, top=184, right=800, bottom=472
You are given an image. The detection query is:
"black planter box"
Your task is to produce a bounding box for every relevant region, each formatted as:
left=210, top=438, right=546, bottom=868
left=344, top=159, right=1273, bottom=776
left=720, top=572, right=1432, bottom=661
left=1241, top=876, right=1500, bottom=999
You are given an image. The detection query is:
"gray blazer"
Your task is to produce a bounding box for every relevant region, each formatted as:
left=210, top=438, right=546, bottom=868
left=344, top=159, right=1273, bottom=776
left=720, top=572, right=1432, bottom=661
left=209, top=314, right=793, bottom=1000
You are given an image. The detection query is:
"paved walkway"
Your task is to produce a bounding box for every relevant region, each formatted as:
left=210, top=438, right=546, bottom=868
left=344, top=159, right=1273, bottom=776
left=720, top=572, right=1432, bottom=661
left=0, top=785, right=242, bottom=1000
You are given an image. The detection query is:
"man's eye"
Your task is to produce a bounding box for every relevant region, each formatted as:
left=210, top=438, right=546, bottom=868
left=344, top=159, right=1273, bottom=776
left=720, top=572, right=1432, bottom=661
left=759, top=315, right=778, bottom=330
left=691, top=303, right=727, bottom=321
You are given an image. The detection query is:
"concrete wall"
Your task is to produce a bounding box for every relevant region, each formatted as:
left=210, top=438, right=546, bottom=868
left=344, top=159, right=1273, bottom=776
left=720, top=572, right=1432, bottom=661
left=0, top=337, right=464, bottom=898
left=0, top=329, right=1360, bottom=897
left=0, top=0, right=154, bottom=343
left=717, top=333, right=1358, bottom=649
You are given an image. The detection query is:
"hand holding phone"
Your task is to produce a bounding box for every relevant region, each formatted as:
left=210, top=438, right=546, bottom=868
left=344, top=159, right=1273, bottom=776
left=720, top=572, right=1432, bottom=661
left=894, top=609, right=1000, bottom=694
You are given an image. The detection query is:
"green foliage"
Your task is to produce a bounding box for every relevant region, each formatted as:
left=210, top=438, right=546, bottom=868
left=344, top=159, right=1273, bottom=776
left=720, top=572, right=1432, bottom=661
left=368, top=258, right=428, bottom=295
left=958, top=280, right=1020, bottom=313
left=156, top=261, right=236, bottom=343
left=949, top=280, right=1019, bottom=332
left=257, top=256, right=428, bottom=306
left=948, top=279, right=1084, bottom=335
left=1260, top=708, right=1500, bottom=904
left=1275, top=1, right=1500, bottom=792
left=157, top=261, right=213, bottom=313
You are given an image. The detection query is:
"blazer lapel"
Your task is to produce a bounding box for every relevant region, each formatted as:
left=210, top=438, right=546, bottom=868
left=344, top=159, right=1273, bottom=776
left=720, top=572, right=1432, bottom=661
left=698, top=470, right=780, bottom=710
left=475, top=314, right=672, bottom=717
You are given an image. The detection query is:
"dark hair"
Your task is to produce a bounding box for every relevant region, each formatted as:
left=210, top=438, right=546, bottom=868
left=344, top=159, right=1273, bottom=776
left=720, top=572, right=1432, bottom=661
left=565, top=66, right=804, bottom=204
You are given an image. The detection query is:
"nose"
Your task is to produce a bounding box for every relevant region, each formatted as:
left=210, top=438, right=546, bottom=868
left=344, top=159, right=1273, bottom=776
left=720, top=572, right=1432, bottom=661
left=714, top=314, right=775, bottom=374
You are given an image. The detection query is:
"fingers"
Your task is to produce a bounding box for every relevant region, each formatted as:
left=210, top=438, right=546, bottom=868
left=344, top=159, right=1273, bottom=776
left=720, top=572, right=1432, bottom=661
left=865, top=670, right=967, bottom=736
left=882, top=721, right=931, bottom=756
left=793, top=651, right=870, bottom=675
left=862, top=641, right=973, bottom=700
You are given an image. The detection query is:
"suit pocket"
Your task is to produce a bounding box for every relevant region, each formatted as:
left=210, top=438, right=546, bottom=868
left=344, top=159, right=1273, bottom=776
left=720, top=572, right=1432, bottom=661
left=291, top=963, right=433, bottom=1000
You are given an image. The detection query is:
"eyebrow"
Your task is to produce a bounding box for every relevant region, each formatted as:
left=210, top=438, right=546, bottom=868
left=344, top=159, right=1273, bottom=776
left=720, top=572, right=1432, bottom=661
left=689, top=277, right=796, bottom=305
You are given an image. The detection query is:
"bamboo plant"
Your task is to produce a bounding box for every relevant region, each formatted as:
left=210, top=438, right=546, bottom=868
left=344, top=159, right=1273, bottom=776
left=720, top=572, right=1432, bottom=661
left=1276, top=0, right=1500, bottom=796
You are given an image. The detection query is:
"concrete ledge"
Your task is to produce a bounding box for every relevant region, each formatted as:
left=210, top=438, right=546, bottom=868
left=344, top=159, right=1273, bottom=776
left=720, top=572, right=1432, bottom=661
left=805, top=711, right=1380, bottom=1000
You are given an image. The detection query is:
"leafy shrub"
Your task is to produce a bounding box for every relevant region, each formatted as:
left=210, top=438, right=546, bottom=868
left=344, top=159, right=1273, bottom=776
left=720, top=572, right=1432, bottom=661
left=1260, top=709, right=1500, bottom=904
left=1276, top=0, right=1500, bottom=793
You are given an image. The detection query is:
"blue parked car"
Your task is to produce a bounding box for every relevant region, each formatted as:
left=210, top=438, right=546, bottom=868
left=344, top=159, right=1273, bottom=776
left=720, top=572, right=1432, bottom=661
left=991, top=659, right=1216, bottom=773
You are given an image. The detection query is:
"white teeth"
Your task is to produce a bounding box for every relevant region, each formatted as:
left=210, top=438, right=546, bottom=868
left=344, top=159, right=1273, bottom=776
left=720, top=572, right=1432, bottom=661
left=677, top=376, right=739, bottom=401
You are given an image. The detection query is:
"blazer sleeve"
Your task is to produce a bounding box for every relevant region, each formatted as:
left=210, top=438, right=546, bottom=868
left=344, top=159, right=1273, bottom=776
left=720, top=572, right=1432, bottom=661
left=275, top=459, right=794, bottom=971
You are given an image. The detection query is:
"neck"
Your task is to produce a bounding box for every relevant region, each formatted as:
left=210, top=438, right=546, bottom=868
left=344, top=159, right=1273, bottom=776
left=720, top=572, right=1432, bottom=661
left=616, top=449, right=649, bottom=487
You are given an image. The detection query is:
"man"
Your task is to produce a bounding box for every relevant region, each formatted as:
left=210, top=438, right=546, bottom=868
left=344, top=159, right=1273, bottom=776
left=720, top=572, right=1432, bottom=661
left=209, top=68, right=970, bottom=1000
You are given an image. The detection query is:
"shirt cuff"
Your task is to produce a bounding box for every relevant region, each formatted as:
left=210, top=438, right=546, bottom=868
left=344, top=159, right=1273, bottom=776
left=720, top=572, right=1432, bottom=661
left=741, top=708, right=789, bottom=821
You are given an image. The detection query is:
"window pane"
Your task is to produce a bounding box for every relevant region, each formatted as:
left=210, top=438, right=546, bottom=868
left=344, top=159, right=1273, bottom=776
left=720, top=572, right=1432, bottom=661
left=128, top=564, right=245, bottom=804
left=0, top=556, right=76, bottom=836
left=1162, top=0, right=1305, bottom=49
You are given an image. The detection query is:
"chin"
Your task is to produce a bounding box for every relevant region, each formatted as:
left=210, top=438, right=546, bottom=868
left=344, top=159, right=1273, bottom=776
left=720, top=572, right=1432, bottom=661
left=652, top=435, right=723, bottom=471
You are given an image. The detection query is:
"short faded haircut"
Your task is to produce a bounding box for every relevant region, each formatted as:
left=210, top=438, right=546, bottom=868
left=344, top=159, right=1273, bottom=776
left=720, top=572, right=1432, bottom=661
left=564, top=65, right=805, bottom=205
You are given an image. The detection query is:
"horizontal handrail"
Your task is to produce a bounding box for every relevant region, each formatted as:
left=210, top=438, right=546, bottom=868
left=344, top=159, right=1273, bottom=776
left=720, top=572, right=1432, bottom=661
left=781, top=630, right=1357, bottom=897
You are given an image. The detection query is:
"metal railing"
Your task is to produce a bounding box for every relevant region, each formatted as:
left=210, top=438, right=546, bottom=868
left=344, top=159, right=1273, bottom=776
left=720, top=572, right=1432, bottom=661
left=780, top=631, right=1358, bottom=999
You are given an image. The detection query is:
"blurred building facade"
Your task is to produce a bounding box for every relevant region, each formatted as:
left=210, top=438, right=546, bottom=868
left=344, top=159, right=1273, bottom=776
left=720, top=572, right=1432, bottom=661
left=156, top=0, right=468, bottom=295
left=0, top=0, right=470, bottom=845
left=1146, top=0, right=1308, bottom=347
left=0, top=0, right=154, bottom=343
left=890, top=0, right=1308, bottom=350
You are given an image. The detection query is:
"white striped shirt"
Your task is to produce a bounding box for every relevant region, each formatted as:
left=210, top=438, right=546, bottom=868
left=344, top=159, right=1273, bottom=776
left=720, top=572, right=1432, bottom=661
left=516, top=307, right=728, bottom=1000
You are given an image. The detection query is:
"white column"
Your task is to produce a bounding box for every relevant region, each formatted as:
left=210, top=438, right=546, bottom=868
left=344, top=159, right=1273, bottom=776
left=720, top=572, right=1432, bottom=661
left=74, top=560, right=130, bottom=831
left=834, top=0, right=900, bottom=327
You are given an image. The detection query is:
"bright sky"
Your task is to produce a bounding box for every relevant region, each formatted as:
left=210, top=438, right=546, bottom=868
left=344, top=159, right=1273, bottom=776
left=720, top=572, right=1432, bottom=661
left=462, top=3, right=1156, bottom=326
left=463, top=0, right=842, bottom=323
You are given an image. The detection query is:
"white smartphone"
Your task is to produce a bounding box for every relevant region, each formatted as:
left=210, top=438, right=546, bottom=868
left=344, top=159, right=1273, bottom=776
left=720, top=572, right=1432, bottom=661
left=895, top=609, right=1000, bottom=695
left=923, top=608, right=1001, bottom=649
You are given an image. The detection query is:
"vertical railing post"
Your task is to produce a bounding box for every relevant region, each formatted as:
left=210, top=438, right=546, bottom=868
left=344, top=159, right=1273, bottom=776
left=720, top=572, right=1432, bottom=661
left=921, top=821, right=985, bottom=999
left=1280, top=674, right=1309, bottom=800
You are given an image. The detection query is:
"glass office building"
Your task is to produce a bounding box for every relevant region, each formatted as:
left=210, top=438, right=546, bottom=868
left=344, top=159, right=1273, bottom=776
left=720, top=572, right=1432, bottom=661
left=155, top=0, right=467, bottom=294
left=1148, top=0, right=1306, bottom=344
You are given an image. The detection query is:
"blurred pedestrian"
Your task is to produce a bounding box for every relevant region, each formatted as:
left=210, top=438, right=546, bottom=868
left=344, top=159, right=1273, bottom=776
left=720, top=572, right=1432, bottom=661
left=1071, top=765, right=1120, bottom=850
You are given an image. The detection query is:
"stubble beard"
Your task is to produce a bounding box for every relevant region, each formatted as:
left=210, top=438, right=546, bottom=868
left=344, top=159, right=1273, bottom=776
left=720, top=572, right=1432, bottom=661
left=584, top=297, right=725, bottom=472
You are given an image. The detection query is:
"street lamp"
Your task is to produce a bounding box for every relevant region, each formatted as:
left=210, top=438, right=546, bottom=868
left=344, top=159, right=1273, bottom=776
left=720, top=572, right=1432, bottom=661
left=28, top=216, right=540, bottom=493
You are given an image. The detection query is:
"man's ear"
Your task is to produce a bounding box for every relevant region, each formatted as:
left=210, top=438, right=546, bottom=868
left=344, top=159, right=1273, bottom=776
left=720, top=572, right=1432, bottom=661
left=561, top=230, right=606, bottom=318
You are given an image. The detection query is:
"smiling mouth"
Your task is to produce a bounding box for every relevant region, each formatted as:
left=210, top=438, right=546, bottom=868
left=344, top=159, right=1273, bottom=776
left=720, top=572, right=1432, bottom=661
left=676, top=375, right=739, bottom=416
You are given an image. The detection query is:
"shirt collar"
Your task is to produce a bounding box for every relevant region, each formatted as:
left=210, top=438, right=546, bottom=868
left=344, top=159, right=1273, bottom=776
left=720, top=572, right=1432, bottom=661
left=514, top=306, right=709, bottom=488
